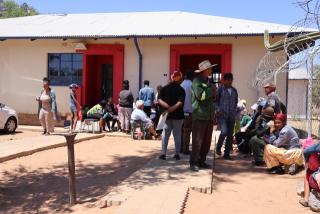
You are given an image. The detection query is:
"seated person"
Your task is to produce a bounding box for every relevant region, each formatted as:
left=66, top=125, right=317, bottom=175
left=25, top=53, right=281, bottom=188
left=249, top=107, right=275, bottom=166
left=131, top=100, right=159, bottom=139
left=299, top=139, right=320, bottom=211
left=263, top=113, right=303, bottom=174
left=104, top=97, right=120, bottom=131
left=87, top=100, right=107, bottom=132
left=234, top=108, right=252, bottom=154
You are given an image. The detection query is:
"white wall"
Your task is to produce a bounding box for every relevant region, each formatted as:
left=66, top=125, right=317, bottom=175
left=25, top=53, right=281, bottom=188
left=0, top=36, right=287, bottom=115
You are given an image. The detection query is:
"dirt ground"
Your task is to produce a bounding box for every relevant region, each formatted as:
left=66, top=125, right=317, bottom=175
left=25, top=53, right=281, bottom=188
left=0, top=131, right=313, bottom=214
left=0, top=135, right=161, bottom=214
left=0, top=129, right=40, bottom=143
left=184, top=156, right=309, bottom=214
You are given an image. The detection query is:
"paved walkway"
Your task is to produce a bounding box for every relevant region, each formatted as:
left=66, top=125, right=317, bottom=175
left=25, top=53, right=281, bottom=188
left=0, top=126, right=105, bottom=163
left=99, top=131, right=220, bottom=214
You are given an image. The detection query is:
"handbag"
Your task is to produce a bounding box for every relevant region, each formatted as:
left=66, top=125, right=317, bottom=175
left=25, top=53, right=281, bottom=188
left=156, top=112, right=168, bottom=131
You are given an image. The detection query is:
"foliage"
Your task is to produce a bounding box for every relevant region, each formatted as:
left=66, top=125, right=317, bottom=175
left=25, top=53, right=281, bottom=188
left=0, top=0, right=38, bottom=18
left=312, top=65, right=320, bottom=108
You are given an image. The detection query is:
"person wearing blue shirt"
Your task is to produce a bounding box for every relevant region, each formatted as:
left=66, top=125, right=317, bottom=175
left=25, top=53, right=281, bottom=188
left=180, top=70, right=194, bottom=154
left=138, top=80, right=155, bottom=117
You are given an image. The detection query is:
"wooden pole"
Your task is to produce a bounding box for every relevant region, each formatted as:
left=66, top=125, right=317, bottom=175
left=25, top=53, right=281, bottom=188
left=63, top=133, right=77, bottom=205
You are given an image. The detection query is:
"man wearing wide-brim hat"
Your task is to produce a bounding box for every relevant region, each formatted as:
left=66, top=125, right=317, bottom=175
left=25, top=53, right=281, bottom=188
left=263, top=82, right=282, bottom=114
left=189, top=60, right=217, bottom=171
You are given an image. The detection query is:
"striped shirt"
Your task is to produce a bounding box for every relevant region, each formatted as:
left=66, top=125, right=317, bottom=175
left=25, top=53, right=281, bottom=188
left=216, top=85, right=238, bottom=119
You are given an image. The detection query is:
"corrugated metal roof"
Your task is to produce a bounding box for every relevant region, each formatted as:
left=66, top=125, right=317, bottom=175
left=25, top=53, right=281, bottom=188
left=0, top=11, right=307, bottom=39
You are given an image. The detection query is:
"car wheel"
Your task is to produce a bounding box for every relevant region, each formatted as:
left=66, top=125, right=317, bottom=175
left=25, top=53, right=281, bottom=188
left=5, top=117, right=17, bottom=134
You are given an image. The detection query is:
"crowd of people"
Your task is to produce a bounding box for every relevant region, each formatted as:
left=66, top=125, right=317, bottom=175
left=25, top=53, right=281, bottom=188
left=36, top=59, right=320, bottom=211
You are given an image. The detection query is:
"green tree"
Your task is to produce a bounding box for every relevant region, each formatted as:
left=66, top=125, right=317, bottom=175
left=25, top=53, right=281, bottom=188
left=312, top=65, right=320, bottom=108
left=0, top=0, right=38, bottom=18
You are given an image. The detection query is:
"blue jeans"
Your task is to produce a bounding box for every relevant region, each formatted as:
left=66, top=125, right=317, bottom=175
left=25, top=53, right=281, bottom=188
left=216, top=117, right=235, bottom=156
left=161, top=119, right=183, bottom=155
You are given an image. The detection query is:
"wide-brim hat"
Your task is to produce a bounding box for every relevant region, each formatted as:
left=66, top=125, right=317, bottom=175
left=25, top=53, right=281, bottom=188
left=196, top=60, right=218, bottom=73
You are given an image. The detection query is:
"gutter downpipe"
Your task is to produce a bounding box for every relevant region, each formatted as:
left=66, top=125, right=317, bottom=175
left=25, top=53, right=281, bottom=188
left=134, top=37, right=143, bottom=89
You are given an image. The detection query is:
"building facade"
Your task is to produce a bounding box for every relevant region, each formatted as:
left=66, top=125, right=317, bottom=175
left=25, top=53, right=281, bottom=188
left=0, top=12, right=290, bottom=124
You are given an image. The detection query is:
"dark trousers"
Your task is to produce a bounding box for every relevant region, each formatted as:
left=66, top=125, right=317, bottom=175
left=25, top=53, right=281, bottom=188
left=181, top=114, right=192, bottom=153
left=190, top=120, right=214, bottom=165
left=235, top=132, right=251, bottom=154
left=216, top=117, right=235, bottom=157
left=144, top=106, right=152, bottom=117
left=249, top=136, right=266, bottom=162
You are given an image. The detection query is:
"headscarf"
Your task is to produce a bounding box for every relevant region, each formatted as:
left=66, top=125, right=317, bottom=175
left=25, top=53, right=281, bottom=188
left=274, top=113, right=287, bottom=124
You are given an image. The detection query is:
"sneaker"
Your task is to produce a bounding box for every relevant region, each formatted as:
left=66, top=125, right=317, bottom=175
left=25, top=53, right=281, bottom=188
left=269, top=166, right=284, bottom=175
left=223, top=155, right=234, bottom=160
left=252, top=160, right=266, bottom=166
left=42, top=129, right=47, bottom=135
left=310, top=205, right=320, bottom=212
left=288, top=164, right=301, bottom=175
left=198, top=162, right=211, bottom=169
left=190, top=164, right=199, bottom=172
left=173, top=154, right=180, bottom=160
left=216, top=149, right=222, bottom=156
left=158, top=154, right=166, bottom=160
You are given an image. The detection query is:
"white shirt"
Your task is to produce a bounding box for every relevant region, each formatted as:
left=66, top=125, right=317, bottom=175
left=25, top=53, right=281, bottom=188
left=131, top=108, right=151, bottom=123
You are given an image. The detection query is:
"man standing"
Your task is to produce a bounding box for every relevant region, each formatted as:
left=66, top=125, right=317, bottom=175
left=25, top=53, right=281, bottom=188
left=158, top=71, right=185, bottom=160
left=190, top=60, right=217, bottom=171
left=216, top=73, right=238, bottom=160
left=180, top=70, right=194, bottom=155
left=139, top=80, right=155, bottom=117
left=119, top=80, right=134, bottom=134
left=263, top=83, right=282, bottom=114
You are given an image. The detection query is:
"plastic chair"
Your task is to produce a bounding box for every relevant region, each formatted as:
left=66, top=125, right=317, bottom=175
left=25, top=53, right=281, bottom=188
left=130, top=120, right=147, bottom=140
left=80, top=118, right=100, bottom=134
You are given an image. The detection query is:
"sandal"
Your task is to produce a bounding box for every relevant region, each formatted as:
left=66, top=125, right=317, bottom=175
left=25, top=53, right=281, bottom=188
left=299, top=198, right=309, bottom=207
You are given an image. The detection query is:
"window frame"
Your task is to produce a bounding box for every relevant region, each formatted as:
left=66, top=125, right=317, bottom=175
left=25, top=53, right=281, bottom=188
left=47, top=53, right=83, bottom=86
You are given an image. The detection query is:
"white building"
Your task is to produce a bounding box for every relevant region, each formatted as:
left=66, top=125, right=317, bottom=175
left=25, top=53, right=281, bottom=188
left=0, top=12, right=291, bottom=124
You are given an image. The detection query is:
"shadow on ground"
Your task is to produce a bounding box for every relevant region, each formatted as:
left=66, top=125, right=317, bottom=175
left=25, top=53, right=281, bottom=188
left=0, top=152, right=157, bottom=213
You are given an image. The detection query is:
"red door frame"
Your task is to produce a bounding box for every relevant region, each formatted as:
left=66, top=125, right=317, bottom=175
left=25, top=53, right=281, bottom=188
left=170, top=44, right=232, bottom=79
left=78, top=44, right=124, bottom=106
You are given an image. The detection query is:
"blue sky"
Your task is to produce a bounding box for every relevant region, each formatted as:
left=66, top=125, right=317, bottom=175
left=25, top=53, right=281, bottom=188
left=16, top=0, right=306, bottom=25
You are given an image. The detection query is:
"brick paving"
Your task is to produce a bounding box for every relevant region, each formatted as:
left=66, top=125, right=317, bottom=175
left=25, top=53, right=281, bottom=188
left=99, top=131, right=220, bottom=214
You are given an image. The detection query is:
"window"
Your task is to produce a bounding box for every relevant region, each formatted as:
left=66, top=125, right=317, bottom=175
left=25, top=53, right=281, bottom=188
left=48, top=53, right=83, bottom=86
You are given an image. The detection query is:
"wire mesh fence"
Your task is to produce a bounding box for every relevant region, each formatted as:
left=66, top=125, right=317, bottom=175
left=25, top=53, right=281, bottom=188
left=287, top=66, right=320, bottom=139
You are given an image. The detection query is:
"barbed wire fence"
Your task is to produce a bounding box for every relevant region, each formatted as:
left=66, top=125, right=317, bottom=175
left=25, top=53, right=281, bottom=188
left=254, top=0, right=320, bottom=138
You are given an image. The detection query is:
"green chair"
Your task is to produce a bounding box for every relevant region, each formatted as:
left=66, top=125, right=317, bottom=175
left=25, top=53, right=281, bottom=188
left=130, top=120, right=147, bottom=140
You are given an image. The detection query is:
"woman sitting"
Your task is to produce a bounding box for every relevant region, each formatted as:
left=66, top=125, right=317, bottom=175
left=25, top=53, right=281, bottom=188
left=104, top=97, right=120, bottom=131
left=131, top=100, right=159, bottom=139
left=86, top=100, right=107, bottom=132
left=263, top=113, right=303, bottom=174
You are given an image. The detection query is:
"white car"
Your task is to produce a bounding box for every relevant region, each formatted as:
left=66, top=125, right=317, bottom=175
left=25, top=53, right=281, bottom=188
left=0, top=102, right=18, bottom=133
